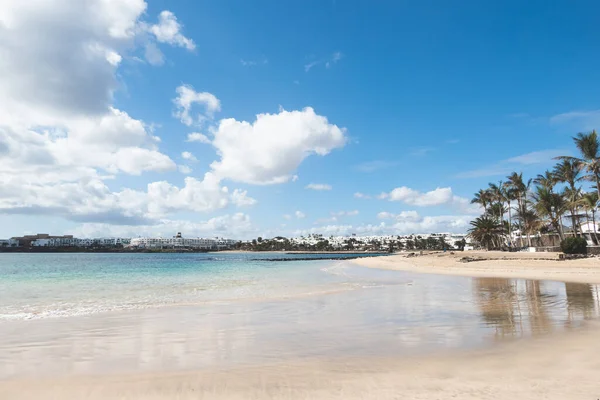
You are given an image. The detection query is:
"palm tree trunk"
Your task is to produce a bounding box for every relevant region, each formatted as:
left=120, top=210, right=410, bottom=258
left=593, top=209, right=599, bottom=245
left=571, top=208, right=578, bottom=237
left=507, top=200, right=513, bottom=245
left=517, top=197, right=524, bottom=247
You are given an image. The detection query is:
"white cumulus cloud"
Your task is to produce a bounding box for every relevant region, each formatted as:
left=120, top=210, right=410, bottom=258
left=305, top=183, right=332, bottom=191
left=377, top=186, right=479, bottom=214
left=230, top=189, right=257, bottom=207
left=174, top=85, right=221, bottom=126
left=181, top=151, right=197, bottom=161
left=72, top=213, right=255, bottom=239
left=354, top=192, right=371, bottom=199
left=0, top=3, right=262, bottom=230
left=379, top=187, right=454, bottom=206
left=148, top=11, right=195, bottom=50
left=209, top=107, right=347, bottom=184
left=186, top=132, right=212, bottom=144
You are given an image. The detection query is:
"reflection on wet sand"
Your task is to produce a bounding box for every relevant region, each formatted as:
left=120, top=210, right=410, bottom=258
left=474, top=278, right=519, bottom=337
left=565, top=283, right=596, bottom=321
left=474, top=278, right=600, bottom=338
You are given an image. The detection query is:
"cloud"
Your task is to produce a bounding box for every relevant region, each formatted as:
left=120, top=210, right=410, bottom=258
left=304, top=61, right=320, bottom=72
left=549, top=109, right=600, bottom=131
left=178, top=165, right=192, bottom=174
left=283, top=214, right=292, bottom=220
left=355, top=160, right=398, bottom=173
left=299, top=212, right=473, bottom=236
left=0, top=173, right=232, bottom=224
left=377, top=186, right=480, bottom=214
left=240, top=58, right=268, bottom=67
left=305, top=51, right=343, bottom=72
left=314, top=210, right=358, bottom=224
left=209, top=107, right=347, bottom=184
left=295, top=211, right=306, bottom=219
left=173, top=85, right=221, bottom=126
left=354, top=192, right=371, bottom=199
left=0, top=0, right=263, bottom=233
left=379, top=187, right=453, bottom=206
left=0, top=0, right=192, bottom=177
left=305, top=183, right=332, bottom=191
left=148, top=11, right=195, bottom=50
left=181, top=151, right=197, bottom=161
left=332, top=210, right=359, bottom=217
left=325, top=51, right=343, bottom=68
left=505, top=149, right=567, bottom=165
left=72, top=213, right=255, bottom=239
left=143, top=42, right=165, bottom=66
left=409, top=147, right=436, bottom=157
left=377, top=210, right=420, bottom=221
left=314, top=216, right=338, bottom=224
left=186, top=132, right=212, bottom=144
left=456, top=149, right=569, bottom=179
left=230, top=189, right=257, bottom=207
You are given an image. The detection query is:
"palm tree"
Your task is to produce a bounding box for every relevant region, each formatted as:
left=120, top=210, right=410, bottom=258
left=534, top=170, right=556, bottom=192
left=580, top=192, right=599, bottom=244
left=531, top=186, right=567, bottom=241
left=471, top=189, right=491, bottom=214
left=519, top=208, right=542, bottom=247
left=506, top=172, right=532, bottom=247
left=487, top=181, right=507, bottom=223
left=557, top=130, right=600, bottom=200
left=468, top=216, right=503, bottom=250
left=553, top=159, right=583, bottom=236
left=502, top=183, right=518, bottom=246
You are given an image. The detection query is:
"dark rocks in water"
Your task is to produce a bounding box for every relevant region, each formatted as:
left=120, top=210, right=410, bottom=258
left=262, top=255, right=384, bottom=262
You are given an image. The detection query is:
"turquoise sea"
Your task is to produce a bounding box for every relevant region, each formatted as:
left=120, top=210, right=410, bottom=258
left=1, top=253, right=600, bottom=379
left=0, top=253, right=386, bottom=320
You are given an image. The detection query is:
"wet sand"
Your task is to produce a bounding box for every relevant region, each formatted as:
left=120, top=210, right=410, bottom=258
left=2, top=321, right=600, bottom=400
left=2, top=254, right=600, bottom=399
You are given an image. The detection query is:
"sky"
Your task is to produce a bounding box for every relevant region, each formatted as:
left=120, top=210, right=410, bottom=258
left=1, top=0, right=600, bottom=239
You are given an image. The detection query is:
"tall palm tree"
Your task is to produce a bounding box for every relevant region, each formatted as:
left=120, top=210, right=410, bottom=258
left=502, top=183, right=518, bottom=246
left=506, top=172, right=532, bottom=247
left=531, top=186, right=567, bottom=241
left=471, top=189, right=492, bottom=214
left=534, top=170, right=557, bottom=192
left=487, top=181, right=507, bottom=224
left=557, top=130, right=600, bottom=200
left=580, top=192, right=599, bottom=244
left=553, top=159, right=583, bottom=236
left=468, top=216, right=503, bottom=250
left=519, top=208, right=542, bottom=247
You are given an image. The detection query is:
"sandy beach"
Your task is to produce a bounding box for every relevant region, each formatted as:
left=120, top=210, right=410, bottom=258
left=353, top=251, right=600, bottom=284
left=2, top=252, right=600, bottom=399
left=2, top=322, right=600, bottom=400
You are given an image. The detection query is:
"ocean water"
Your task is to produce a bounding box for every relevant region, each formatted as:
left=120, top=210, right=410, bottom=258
left=1, top=253, right=600, bottom=379
left=0, top=252, right=387, bottom=320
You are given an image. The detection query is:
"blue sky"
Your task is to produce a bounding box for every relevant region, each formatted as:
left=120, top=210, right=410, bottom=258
left=1, top=0, right=600, bottom=239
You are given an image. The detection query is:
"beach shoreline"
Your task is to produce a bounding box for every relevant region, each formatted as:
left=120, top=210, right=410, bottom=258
left=351, top=250, right=600, bottom=284
left=2, top=251, right=600, bottom=399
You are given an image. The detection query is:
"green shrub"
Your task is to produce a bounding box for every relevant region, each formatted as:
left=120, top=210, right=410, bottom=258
left=560, top=237, right=588, bottom=254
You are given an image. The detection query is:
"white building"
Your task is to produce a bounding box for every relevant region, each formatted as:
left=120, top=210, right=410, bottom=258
left=31, top=237, right=131, bottom=247
left=129, top=233, right=237, bottom=250
left=0, top=239, right=20, bottom=247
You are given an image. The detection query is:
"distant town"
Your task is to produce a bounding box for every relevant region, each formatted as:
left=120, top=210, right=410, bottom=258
left=0, top=232, right=470, bottom=253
